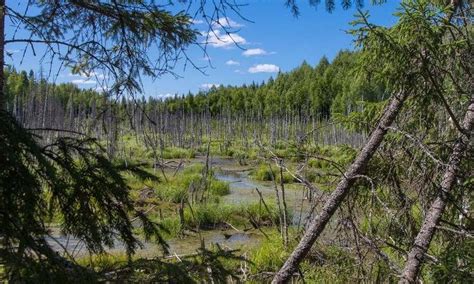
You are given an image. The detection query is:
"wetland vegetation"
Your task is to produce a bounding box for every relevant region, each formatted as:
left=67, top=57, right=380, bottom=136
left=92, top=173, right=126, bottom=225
left=1, top=0, right=472, bottom=283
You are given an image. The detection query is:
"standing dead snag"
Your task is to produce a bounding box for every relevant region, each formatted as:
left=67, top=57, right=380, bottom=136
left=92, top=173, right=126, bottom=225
left=272, top=91, right=409, bottom=283
left=399, top=98, right=474, bottom=283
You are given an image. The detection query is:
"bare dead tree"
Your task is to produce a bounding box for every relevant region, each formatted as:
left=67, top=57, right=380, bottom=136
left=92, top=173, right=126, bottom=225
left=399, top=97, right=473, bottom=283
left=272, top=91, right=409, bottom=283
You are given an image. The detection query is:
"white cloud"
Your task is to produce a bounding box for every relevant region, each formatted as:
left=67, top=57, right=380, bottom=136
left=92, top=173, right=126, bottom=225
left=205, top=29, right=246, bottom=48
left=200, top=83, right=220, bottom=90
left=226, top=60, right=240, bottom=66
left=243, top=48, right=268, bottom=57
left=191, top=19, right=204, bottom=24
left=213, top=17, right=243, bottom=29
left=72, top=79, right=97, bottom=85
left=157, top=93, right=174, bottom=98
left=248, top=64, right=280, bottom=73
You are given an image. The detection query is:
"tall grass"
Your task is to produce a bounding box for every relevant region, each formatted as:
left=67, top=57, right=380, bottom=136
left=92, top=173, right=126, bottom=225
left=162, top=147, right=196, bottom=159
left=253, top=164, right=296, bottom=184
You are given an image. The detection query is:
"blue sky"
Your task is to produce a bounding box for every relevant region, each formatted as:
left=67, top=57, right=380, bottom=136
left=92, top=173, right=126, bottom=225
left=5, top=1, right=400, bottom=98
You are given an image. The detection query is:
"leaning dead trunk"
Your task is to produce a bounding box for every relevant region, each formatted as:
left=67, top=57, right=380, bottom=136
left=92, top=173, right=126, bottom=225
left=272, top=91, right=409, bottom=283
left=399, top=97, right=474, bottom=283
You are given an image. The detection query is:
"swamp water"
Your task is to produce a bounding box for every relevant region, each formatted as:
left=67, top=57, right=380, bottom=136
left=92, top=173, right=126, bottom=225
left=48, top=157, right=314, bottom=258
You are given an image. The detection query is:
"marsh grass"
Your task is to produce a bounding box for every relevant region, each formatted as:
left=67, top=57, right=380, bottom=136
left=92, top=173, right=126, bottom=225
left=253, top=164, right=297, bottom=184
left=162, top=147, right=196, bottom=159
left=154, top=201, right=285, bottom=238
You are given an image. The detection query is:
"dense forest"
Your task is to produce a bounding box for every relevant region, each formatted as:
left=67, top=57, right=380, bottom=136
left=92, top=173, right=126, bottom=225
left=5, top=50, right=378, bottom=154
left=1, top=0, right=472, bottom=283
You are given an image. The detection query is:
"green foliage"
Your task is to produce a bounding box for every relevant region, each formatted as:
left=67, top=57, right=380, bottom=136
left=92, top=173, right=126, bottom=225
left=253, top=164, right=296, bottom=184
left=182, top=163, right=208, bottom=175
left=156, top=202, right=285, bottom=232
left=184, top=204, right=233, bottom=229
left=155, top=184, right=188, bottom=203
left=5, top=47, right=389, bottom=136
left=3, top=0, right=472, bottom=282
left=254, top=164, right=275, bottom=181
left=333, top=101, right=386, bottom=133
left=209, top=180, right=231, bottom=196
left=111, top=246, right=244, bottom=283
left=75, top=246, right=245, bottom=283
left=250, top=233, right=290, bottom=273
left=150, top=163, right=228, bottom=203
left=23, top=1, right=198, bottom=94
left=158, top=217, right=183, bottom=239
left=244, top=202, right=282, bottom=226
left=428, top=239, right=474, bottom=283
left=308, top=157, right=330, bottom=169
left=162, top=147, right=196, bottom=159
left=77, top=253, right=130, bottom=272
left=301, top=168, right=320, bottom=183
left=225, top=145, right=258, bottom=164
left=301, top=245, right=358, bottom=283
left=0, top=111, right=165, bottom=281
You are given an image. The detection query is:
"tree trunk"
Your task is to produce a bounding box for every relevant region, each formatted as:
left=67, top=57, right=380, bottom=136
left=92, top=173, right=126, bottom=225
left=399, top=97, right=474, bottom=283
left=272, top=91, right=409, bottom=283
left=0, top=0, right=5, bottom=110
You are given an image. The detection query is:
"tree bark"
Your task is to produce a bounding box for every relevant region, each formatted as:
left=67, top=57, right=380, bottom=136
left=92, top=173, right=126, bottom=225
left=272, top=91, right=409, bottom=283
left=399, top=97, right=474, bottom=283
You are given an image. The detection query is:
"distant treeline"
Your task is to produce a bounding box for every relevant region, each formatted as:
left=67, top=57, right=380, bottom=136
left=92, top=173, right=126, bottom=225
left=5, top=50, right=387, bottom=151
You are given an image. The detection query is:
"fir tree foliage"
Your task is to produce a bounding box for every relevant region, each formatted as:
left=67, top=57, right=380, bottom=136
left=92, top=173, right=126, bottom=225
left=0, top=109, right=168, bottom=280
